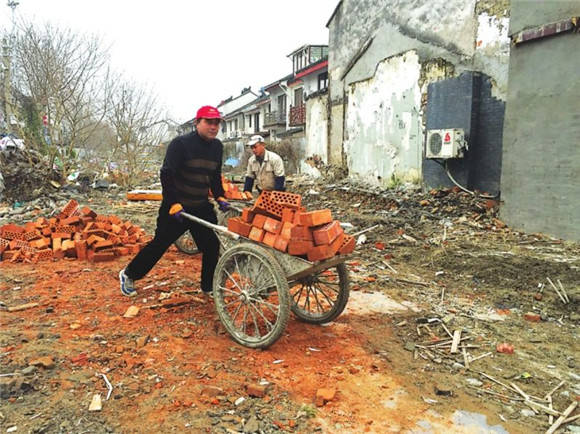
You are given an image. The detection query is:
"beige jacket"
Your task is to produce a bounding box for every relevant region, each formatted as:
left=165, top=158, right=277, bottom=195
left=246, top=150, right=285, bottom=191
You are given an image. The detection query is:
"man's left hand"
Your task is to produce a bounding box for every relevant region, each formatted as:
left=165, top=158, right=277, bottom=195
left=216, top=197, right=231, bottom=212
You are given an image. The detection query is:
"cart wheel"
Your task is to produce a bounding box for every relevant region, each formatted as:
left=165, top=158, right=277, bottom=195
left=289, top=262, right=350, bottom=324
left=174, top=231, right=199, bottom=255
left=217, top=208, right=241, bottom=226
left=213, top=243, right=290, bottom=349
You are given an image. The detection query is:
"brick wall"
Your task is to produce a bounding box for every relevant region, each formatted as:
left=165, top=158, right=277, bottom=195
left=423, top=72, right=504, bottom=196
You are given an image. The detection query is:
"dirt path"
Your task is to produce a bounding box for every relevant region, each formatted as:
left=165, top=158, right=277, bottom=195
left=1, top=181, right=578, bottom=433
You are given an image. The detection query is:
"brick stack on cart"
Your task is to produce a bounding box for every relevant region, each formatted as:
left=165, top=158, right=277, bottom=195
left=226, top=191, right=355, bottom=262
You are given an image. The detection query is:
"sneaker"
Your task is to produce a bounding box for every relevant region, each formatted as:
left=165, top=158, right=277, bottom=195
left=119, top=269, right=137, bottom=297
left=201, top=289, right=214, bottom=300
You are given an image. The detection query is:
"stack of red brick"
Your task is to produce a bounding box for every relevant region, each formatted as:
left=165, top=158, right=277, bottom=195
left=221, top=175, right=253, bottom=201
left=227, top=191, right=355, bottom=262
left=0, top=199, right=149, bottom=263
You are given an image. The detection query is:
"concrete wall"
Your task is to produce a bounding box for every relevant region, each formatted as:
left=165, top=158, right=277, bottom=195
left=305, top=95, right=329, bottom=163
left=344, top=50, right=422, bottom=184
left=327, top=0, right=510, bottom=183
left=500, top=1, right=580, bottom=241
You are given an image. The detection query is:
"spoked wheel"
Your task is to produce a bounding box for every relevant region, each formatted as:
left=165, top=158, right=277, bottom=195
left=289, top=262, right=350, bottom=324
left=213, top=243, right=290, bottom=349
left=218, top=208, right=241, bottom=226
left=174, top=231, right=199, bottom=255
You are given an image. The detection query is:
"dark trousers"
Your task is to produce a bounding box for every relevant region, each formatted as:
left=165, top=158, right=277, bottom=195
left=125, top=201, right=219, bottom=292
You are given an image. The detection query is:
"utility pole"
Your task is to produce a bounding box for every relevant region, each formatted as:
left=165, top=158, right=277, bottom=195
left=1, top=0, right=19, bottom=134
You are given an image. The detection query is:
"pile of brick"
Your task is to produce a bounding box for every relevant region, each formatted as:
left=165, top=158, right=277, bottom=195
left=0, top=199, right=149, bottom=263
left=220, top=176, right=252, bottom=201
left=226, top=191, right=355, bottom=262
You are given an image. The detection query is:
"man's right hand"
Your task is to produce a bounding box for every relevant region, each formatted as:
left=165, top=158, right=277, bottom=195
left=169, top=203, right=184, bottom=221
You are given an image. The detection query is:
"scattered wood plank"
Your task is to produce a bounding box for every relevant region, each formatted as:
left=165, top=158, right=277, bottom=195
left=546, top=401, right=578, bottom=434
left=450, top=330, right=462, bottom=354
left=7, top=302, right=39, bottom=312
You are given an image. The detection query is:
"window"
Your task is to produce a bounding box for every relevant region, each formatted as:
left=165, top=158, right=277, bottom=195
left=277, top=94, right=287, bottom=114
left=248, top=115, right=252, bottom=128
left=318, top=72, right=328, bottom=90
left=294, top=88, right=304, bottom=106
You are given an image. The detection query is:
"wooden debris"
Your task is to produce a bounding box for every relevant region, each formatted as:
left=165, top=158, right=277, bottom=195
left=88, top=394, right=102, bottom=411
left=450, top=330, right=461, bottom=354
left=7, top=302, right=39, bottom=312
left=546, top=401, right=578, bottom=434
left=547, top=277, right=567, bottom=304
left=556, top=279, right=570, bottom=303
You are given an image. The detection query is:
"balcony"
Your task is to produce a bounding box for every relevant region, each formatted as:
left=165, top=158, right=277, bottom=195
left=264, top=111, right=286, bottom=127
left=289, top=104, right=305, bottom=126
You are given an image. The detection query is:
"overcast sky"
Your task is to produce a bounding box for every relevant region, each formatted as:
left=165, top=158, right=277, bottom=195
left=0, top=0, right=337, bottom=123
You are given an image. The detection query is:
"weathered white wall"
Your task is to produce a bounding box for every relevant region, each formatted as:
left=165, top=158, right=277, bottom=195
left=327, top=0, right=510, bottom=179
left=305, top=95, right=328, bottom=163
left=344, top=50, right=422, bottom=184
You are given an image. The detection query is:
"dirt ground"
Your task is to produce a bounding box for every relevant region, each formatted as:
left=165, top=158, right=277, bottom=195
left=1, top=177, right=579, bottom=433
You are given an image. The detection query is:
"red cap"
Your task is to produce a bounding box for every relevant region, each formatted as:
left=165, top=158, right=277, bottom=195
left=196, top=105, right=223, bottom=120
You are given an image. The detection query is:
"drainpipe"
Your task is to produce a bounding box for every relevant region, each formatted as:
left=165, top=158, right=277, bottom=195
left=278, top=81, right=291, bottom=130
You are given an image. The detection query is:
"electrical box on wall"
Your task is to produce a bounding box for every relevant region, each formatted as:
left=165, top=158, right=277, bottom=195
left=425, top=128, right=467, bottom=159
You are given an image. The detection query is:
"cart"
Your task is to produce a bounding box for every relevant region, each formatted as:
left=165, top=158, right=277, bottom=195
left=180, top=211, right=350, bottom=349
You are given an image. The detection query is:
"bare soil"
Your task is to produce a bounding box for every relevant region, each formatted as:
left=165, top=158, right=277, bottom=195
left=1, top=178, right=578, bottom=433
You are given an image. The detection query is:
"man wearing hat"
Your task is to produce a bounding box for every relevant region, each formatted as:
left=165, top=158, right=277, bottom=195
left=243, top=135, right=285, bottom=194
left=119, top=105, right=230, bottom=298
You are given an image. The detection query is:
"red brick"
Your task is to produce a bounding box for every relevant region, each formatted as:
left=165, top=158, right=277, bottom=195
left=269, top=191, right=301, bottom=209
left=29, top=237, right=51, bottom=250
left=313, top=220, right=344, bottom=246
left=36, top=249, right=54, bottom=261
left=75, top=241, right=87, bottom=260
left=94, top=240, right=114, bottom=250
left=248, top=227, right=264, bottom=242
left=241, top=208, right=255, bottom=223
left=62, top=240, right=77, bottom=257
left=51, top=232, right=72, bottom=240
left=307, top=245, right=333, bottom=262
left=300, top=209, right=332, bottom=227
left=60, top=216, right=81, bottom=226
left=281, top=208, right=295, bottom=222
left=290, top=225, right=313, bottom=240
left=23, top=230, right=41, bottom=241
left=338, top=235, right=355, bottom=255
left=263, top=217, right=282, bottom=234
left=1, top=224, right=25, bottom=234
left=524, top=312, right=541, bottom=322
left=280, top=222, right=294, bottom=239
left=59, top=199, right=79, bottom=218
left=2, top=250, right=19, bottom=261
left=80, top=206, right=97, bottom=218
left=9, top=239, right=29, bottom=250
left=90, top=250, right=116, bottom=262
left=246, top=384, right=267, bottom=398
left=252, top=214, right=267, bottom=229
left=228, top=217, right=252, bottom=238
left=288, top=239, right=313, bottom=256
left=274, top=236, right=288, bottom=252
left=307, top=232, right=345, bottom=262
left=1, top=230, right=25, bottom=241
left=262, top=232, right=277, bottom=247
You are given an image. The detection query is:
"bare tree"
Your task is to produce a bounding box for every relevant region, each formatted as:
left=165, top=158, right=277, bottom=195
left=106, top=78, right=168, bottom=186
left=12, top=22, right=111, bottom=181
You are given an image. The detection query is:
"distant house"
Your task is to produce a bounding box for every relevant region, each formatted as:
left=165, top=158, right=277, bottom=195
left=218, top=87, right=259, bottom=141
left=262, top=74, right=293, bottom=140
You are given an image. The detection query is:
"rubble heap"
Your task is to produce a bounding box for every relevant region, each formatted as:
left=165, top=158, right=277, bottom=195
left=0, top=148, right=62, bottom=202
left=227, top=191, right=355, bottom=262
left=0, top=199, right=149, bottom=263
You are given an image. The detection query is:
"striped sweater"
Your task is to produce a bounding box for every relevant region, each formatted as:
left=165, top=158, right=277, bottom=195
left=160, top=131, right=225, bottom=208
